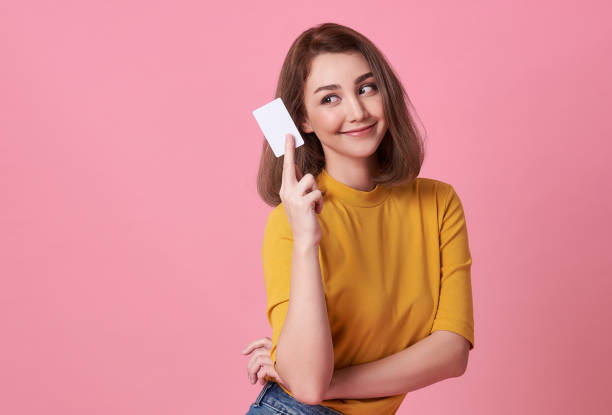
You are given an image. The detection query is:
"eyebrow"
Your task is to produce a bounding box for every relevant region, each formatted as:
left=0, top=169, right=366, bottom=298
left=313, top=72, right=374, bottom=95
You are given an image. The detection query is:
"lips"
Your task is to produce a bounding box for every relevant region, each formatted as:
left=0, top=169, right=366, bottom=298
left=340, top=122, right=377, bottom=134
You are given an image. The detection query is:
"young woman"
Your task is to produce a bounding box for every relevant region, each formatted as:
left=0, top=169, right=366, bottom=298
left=243, top=22, right=474, bottom=415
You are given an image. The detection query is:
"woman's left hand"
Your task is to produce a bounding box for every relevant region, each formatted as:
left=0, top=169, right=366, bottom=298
left=241, top=336, right=287, bottom=386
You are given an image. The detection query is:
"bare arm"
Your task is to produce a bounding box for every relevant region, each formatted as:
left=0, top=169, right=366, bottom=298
left=273, top=134, right=333, bottom=405
left=323, top=330, right=470, bottom=400
left=275, top=241, right=334, bottom=405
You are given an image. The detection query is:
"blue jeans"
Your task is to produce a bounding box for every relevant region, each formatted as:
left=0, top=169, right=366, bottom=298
left=245, top=381, right=345, bottom=415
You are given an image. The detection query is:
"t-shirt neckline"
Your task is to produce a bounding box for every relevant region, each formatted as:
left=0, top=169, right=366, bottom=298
left=316, top=168, right=391, bottom=208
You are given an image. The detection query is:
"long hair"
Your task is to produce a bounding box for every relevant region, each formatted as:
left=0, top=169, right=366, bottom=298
left=256, top=22, right=427, bottom=207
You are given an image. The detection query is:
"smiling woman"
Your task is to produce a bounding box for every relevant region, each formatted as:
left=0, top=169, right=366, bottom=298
left=299, top=51, right=388, bottom=186
left=246, top=22, right=474, bottom=415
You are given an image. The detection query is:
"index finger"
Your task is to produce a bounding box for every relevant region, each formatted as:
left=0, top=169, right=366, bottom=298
left=282, top=134, right=296, bottom=186
left=241, top=336, right=272, bottom=355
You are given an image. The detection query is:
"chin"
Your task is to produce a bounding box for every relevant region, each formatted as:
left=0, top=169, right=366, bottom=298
left=343, top=131, right=384, bottom=153
left=340, top=139, right=381, bottom=159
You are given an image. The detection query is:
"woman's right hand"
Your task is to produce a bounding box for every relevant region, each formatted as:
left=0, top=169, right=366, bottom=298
left=280, top=134, right=324, bottom=248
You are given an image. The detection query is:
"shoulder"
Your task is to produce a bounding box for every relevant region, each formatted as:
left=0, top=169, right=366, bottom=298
left=394, top=176, right=455, bottom=203
left=393, top=178, right=464, bottom=224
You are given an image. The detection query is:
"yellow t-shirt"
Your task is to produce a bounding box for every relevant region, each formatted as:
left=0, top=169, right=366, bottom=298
left=262, top=168, right=474, bottom=415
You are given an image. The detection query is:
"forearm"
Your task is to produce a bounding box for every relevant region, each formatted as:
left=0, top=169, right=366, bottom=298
left=276, top=242, right=334, bottom=404
left=323, top=330, right=466, bottom=400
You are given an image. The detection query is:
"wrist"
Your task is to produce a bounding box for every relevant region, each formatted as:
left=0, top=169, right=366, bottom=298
left=293, top=239, right=319, bottom=254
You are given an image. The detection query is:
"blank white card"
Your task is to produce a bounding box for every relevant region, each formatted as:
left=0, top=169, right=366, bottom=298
left=252, top=97, right=305, bottom=157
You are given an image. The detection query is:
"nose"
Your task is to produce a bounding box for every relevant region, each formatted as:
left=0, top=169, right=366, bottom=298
left=344, top=93, right=369, bottom=122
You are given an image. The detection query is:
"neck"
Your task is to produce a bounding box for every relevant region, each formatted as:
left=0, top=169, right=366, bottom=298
left=324, top=156, right=379, bottom=192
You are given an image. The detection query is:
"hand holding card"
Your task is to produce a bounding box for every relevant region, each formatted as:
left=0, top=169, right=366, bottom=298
left=252, top=98, right=305, bottom=157
left=278, top=133, right=324, bottom=245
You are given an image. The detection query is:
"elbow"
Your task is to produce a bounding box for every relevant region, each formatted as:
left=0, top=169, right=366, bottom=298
left=299, top=368, right=333, bottom=405
left=276, top=366, right=329, bottom=405
left=453, top=358, right=468, bottom=377
left=275, top=345, right=333, bottom=405
left=290, top=380, right=328, bottom=405
left=442, top=334, right=470, bottom=378
left=294, top=390, right=324, bottom=406
left=451, top=349, right=470, bottom=377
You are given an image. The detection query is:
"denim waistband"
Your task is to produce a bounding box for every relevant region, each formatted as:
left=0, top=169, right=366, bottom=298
left=252, top=381, right=344, bottom=415
left=253, top=380, right=275, bottom=406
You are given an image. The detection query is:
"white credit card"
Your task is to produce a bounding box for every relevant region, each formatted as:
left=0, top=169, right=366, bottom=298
left=252, top=97, right=305, bottom=157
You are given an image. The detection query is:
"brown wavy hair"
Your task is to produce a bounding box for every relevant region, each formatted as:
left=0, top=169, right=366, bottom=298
left=256, top=22, right=427, bottom=207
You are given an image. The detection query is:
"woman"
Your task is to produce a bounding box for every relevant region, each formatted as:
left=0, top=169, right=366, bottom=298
left=243, top=22, right=474, bottom=415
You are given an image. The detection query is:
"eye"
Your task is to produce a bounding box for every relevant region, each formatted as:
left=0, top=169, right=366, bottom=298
left=320, top=94, right=339, bottom=105
left=320, top=83, right=378, bottom=105
left=361, top=83, right=378, bottom=94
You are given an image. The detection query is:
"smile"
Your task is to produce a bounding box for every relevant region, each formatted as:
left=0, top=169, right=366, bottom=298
left=341, top=122, right=377, bottom=137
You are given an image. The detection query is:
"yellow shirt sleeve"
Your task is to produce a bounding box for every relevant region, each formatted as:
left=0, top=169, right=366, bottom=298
left=431, top=184, right=475, bottom=350
left=261, top=206, right=292, bottom=370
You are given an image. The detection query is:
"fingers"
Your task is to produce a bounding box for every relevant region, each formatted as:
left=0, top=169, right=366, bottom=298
left=290, top=172, right=324, bottom=214
left=282, top=134, right=296, bottom=187
left=256, top=363, right=285, bottom=386
left=303, top=188, right=323, bottom=212
left=241, top=336, right=272, bottom=355
left=242, top=337, right=273, bottom=384
left=256, top=366, right=268, bottom=385
left=295, top=173, right=316, bottom=197
left=247, top=348, right=273, bottom=384
left=279, top=135, right=323, bottom=215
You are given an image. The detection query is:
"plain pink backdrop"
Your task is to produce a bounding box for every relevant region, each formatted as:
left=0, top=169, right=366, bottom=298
left=1, top=1, right=610, bottom=414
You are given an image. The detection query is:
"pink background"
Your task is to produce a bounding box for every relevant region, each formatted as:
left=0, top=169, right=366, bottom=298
left=1, top=1, right=610, bottom=414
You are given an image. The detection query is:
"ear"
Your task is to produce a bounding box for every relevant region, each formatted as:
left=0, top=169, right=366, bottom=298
left=301, top=117, right=314, bottom=134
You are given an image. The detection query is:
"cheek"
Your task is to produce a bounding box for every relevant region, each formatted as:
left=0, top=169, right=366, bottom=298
left=310, top=109, right=340, bottom=131
left=371, top=103, right=387, bottom=130
left=370, top=97, right=385, bottom=118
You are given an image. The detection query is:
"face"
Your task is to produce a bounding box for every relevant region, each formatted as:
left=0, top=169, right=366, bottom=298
left=301, top=51, right=387, bottom=167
